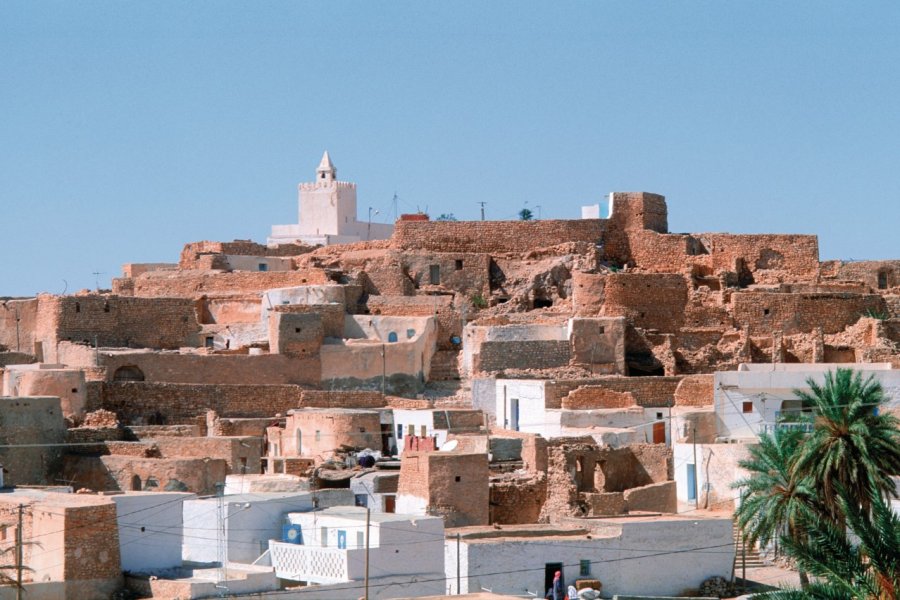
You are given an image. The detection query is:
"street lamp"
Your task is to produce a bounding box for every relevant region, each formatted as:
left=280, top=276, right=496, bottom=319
left=367, top=207, right=379, bottom=241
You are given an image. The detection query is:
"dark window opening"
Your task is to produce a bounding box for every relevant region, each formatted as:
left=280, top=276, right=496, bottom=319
left=742, top=401, right=753, bottom=413
left=71, top=388, right=78, bottom=394
left=295, top=328, right=302, bottom=333
left=877, top=270, right=889, bottom=290
left=455, top=259, right=463, bottom=270
left=579, top=559, right=591, bottom=577
left=455, top=476, right=461, bottom=482
left=533, top=298, right=553, bottom=309
left=763, top=309, right=770, bottom=316
left=496, top=297, right=509, bottom=304
left=258, top=263, right=269, bottom=272
left=597, top=326, right=605, bottom=334
left=205, top=336, right=215, bottom=348
left=429, top=265, right=441, bottom=285
left=75, top=302, right=80, bottom=313
left=113, top=365, right=145, bottom=382
left=103, top=301, right=110, bottom=313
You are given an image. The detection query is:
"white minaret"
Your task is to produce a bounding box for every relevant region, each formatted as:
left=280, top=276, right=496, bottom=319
left=297, top=151, right=358, bottom=237
left=269, top=151, right=393, bottom=246
left=316, top=150, right=336, bottom=184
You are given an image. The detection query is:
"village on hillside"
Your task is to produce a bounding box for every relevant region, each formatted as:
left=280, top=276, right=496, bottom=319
left=1, top=153, right=899, bottom=600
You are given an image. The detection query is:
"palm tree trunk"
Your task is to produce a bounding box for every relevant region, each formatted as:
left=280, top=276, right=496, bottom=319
left=799, top=569, right=810, bottom=589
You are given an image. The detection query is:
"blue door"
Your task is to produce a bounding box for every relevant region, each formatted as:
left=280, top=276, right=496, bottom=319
left=337, top=530, right=347, bottom=549
left=687, top=464, right=697, bottom=501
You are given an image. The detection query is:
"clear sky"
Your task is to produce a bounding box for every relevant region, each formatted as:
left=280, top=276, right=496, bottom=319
left=2, top=2, right=899, bottom=297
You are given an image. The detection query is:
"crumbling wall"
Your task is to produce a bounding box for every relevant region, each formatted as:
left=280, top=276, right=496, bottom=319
left=732, top=291, right=886, bottom=335
left=116, top=269, right=329, bottom=298
left=602, top=273, right=688, bottom=331
left=36, top=295, right=201, bottom=360
left=561, top=386, right=636, bottom=409
left=489, top=474, right=547, bottom=524
left=674, top=374, right=714, bottom=407
left=392, top=219, right=606, bottom=254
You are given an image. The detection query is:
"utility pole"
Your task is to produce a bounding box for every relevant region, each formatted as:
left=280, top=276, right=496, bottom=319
left=381, top=344, right=386, bottom=397
left=477, top=202, right=486, bottom=221
left=215, top=483, right=227, bottom=595
left=692, top=424, right=699, bottom=510
left=364, top=507, right=371, bottom=600
left=14, top=307, right=20, bottom=353
left=456, top=532, right=461, bottom=594
left=16, top=503, right=24, bottom=600
left=536, top=205, right=542, bottom=219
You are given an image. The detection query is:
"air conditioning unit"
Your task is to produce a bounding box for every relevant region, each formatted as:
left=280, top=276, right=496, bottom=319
left=282, top=524, right=303, bottom=544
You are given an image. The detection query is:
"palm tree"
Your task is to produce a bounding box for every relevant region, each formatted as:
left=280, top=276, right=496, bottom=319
left=757, top=483, right=900, bottom=600
left=518, top=208, right=533, bottom=221
left=733, top=428, right=818, bottom=586
left=793, top=368, right=900, bottom=521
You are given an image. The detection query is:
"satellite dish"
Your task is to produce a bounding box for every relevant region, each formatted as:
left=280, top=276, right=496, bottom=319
left=439, top=439, right=458, bottom=452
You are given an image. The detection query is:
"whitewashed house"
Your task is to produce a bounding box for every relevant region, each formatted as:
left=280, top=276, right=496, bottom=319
left=714, top=363, right=900, bottom=440
left=269, top=506, right=445, bottom=598
left=445, top=515, right=734, bottom=597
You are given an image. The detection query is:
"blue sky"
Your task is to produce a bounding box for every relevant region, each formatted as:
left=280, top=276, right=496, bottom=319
left=2, top=2, right=899, bottom=296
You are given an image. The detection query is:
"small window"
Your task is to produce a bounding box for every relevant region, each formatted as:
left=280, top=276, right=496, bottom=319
left=742, top=401, right=753, bottom=413
left=597, top=326, right=605, bottom=334
left=656, top=412, right=663, bottom=420
left=71, top=388, right=78, bottom=394
left=877, top=270, right=889, bottom=290
left=355, top=494, right=368, bottom=507
left=455, top=476, right=461, bottom=482
left=295, top=327, right=302, bottom=333
left=455, top=259, right=463, bottom=270
left=397, top=424, right=403, bottom=439
left=420, top=425, right=427, bottom=437
left=315, top=430, right=321, bottom=441
left=580, top=559, right=591, bottom=577
left=258, top=263, right=268, bottom=272
left=75, top=302, right=80, bottom=313
left=359, top=427, right=366, bottom=433
left=388, top=331, right=398, bottom=343
left=205, top=336, right=215, bottom=348
left=145, top=477, right=159, bottom=488
left=763, top=309, right=770, bottom=316
left=429, top=265, right=441, bottom=285
left=103, top=301, right=110, bottom=313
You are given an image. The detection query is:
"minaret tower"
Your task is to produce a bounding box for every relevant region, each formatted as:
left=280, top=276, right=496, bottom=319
left=316, top=150, right=336, bottom=184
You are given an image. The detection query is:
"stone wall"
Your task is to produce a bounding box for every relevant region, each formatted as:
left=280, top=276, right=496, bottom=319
left=476, top=340, right=571, bottom=373
left=561, top=386, right=636, bottom=409
left=392, top=219, right=606, bottom=254
left=95, top=352, right=321, bottom=386
left=602, top=273, right=688, bottom=331
left=674, top=374, right=715, bottom=407
left=37, top=295, right=200, bottom=359
left=732, top=291, right=886, bottom=335
left=544, top=377, right=683, bottom=409
left=92, top=382, right=306, bottom=423
left=489, top=475, right=547, bottom=525
left=116, top=269, right=329, bottom=298
left=0, top=396, right=66, bottom=485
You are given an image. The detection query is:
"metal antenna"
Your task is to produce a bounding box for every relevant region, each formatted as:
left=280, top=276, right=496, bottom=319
left=91, top=271, right=106, bottom=292
left=478, top=202, right=486, bottom=221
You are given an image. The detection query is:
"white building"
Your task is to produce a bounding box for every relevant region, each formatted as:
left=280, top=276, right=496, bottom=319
left=112, top=492, right=195, bottom=573
left=268, top=151, right=394, bottom=246
left=269, top=506, right=445, bottom=598
left=714, top=363, right=900, bottom=440
left=494, top=378, right=670, bottom=447
left=445, top=516, right=734, bottom=597
left=182, top=489, right=354, bottom=564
